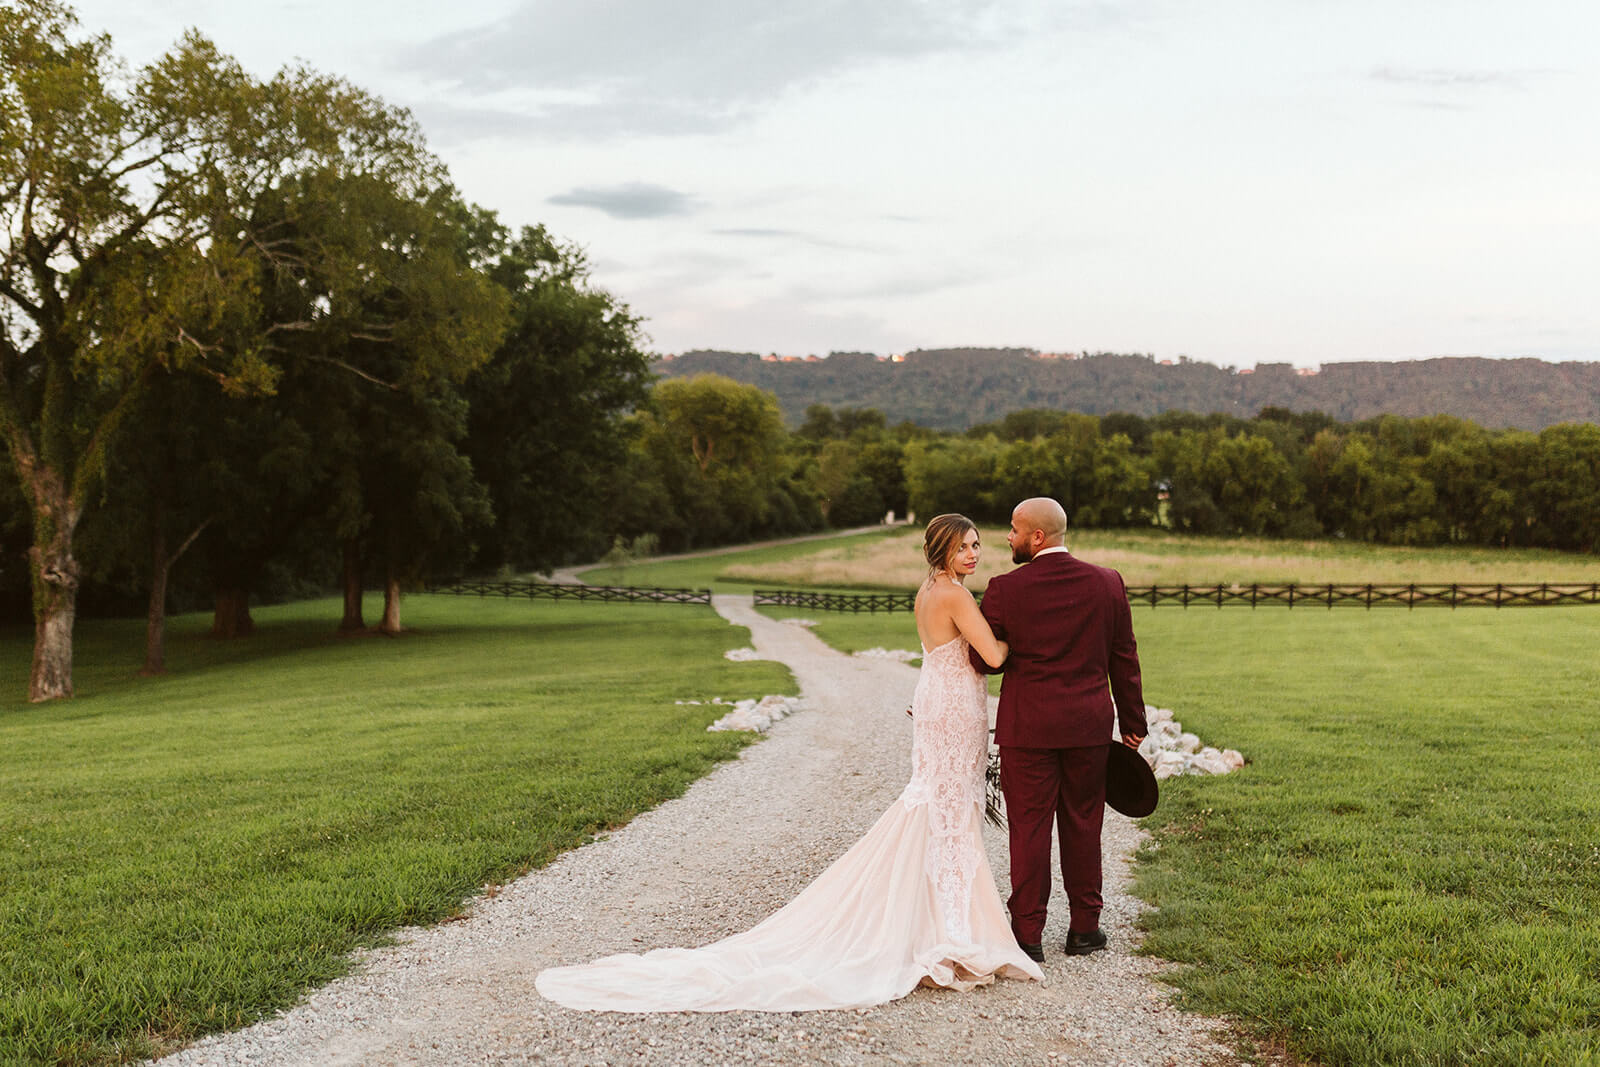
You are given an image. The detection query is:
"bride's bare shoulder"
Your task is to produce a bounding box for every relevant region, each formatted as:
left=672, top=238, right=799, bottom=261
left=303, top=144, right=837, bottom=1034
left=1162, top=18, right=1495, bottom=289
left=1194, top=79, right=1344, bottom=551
left=918, top=579, right=974, bottom=613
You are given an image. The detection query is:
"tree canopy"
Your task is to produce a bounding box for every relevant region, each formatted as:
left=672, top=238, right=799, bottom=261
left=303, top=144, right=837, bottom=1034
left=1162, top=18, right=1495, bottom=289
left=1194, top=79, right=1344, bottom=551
left=0, top=2, right=646, bottom=697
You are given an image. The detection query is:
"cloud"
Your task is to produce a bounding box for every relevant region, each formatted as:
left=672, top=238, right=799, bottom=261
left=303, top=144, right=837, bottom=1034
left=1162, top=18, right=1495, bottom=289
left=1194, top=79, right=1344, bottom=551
left=411, top=96, right=727, bottom=143
left=711, top=227, right=877, bottom=252
left=546, top=182, right=697, bottom=219
left=1366, top=66, right=1559, bottom=115
left=715, top=227, right=807, bottom=238
left=402, top=1, right=1124, bottom=137
left=1370, top=66, right=1551, bottom=91
left=798, top=271, right=974, bottom=302
left=405, top=102, right=549, bottom=146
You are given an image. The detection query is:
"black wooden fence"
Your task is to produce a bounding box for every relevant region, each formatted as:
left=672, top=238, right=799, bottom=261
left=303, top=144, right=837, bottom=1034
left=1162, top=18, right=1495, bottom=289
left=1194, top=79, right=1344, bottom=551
left=429, top=578, right=712, bottom=605
left=754, top=583, right=1600, bottom=612
left=1131, top=582, right=1600, bottom=608
left=753, top=589, right=917, bottom=613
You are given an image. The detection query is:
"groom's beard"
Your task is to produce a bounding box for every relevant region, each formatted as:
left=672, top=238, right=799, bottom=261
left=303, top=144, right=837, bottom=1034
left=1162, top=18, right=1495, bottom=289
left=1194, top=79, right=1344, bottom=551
left=1012, top=543, right=1035, bottom=564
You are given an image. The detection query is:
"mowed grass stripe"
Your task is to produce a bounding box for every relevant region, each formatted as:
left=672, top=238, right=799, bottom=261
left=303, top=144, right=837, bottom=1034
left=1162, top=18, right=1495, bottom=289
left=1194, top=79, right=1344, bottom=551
left=773, top=604, right=1600, bottom=1064
left=1, top=597, right=792, bottom=1067
left=1129, top=608, right=1600, bottom=1066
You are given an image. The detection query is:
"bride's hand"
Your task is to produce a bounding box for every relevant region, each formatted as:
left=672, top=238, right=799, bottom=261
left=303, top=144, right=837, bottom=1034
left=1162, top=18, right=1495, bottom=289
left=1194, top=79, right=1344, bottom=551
left=995, top=640, right=1009, bottom=661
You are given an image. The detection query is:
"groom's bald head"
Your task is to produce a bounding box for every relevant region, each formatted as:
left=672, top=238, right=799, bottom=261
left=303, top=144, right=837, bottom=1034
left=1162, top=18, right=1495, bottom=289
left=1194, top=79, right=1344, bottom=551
left=1009, top=497, right=1067, bottom=562
left=1016, top=498, right=1067, bottom=543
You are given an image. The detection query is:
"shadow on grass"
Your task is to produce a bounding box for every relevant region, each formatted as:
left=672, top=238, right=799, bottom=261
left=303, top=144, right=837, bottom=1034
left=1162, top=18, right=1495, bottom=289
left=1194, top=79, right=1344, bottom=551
left=1, top=598, right=731, bottom=714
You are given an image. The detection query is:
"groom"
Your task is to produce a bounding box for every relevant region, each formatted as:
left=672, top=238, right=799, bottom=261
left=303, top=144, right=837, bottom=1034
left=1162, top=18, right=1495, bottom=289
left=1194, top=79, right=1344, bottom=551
left=969, top=497, right=1147, bottom=961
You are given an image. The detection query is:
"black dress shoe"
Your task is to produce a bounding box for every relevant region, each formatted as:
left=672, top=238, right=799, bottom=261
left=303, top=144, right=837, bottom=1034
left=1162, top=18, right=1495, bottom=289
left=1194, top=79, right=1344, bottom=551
left=1017, top=941, right=1045, bottom=963
left=1063, top=929, right=1107, bottom=956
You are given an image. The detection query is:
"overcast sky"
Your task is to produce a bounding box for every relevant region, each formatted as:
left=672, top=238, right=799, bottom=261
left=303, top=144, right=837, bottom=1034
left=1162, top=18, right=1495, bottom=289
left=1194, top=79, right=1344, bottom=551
left=70, top=0, right=1600, bottom=368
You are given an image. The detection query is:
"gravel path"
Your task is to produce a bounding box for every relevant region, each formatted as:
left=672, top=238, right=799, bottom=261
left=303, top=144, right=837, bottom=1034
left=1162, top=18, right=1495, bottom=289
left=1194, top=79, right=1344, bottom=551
left=154, top=597, right=1239, bottom=1066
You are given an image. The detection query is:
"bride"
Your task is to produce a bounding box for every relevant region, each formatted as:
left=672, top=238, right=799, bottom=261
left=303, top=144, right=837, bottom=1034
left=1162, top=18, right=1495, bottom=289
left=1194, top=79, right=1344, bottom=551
left=535, top=514, right=1043, bottom=1011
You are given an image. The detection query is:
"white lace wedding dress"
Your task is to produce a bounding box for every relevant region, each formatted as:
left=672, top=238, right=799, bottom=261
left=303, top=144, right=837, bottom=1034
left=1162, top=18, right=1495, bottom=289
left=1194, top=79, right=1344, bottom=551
left=534, top=634, right=1043, bottom=1012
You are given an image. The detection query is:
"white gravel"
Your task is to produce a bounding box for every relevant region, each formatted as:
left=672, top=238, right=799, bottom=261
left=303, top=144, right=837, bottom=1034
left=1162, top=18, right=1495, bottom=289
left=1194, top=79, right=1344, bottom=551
left=152, top=596, right=1240, bottom=1066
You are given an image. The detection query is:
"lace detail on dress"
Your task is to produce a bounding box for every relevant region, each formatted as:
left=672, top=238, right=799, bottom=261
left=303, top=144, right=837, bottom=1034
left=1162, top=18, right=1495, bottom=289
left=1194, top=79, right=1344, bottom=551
left=533, top=625, right=1045, bottom=1012
left=899, top=635, right=989, bottom=944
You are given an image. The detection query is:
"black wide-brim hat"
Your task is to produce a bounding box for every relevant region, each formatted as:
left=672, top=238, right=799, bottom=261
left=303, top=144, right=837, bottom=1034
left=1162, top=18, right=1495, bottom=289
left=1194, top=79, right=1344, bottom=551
left=1106, top=742, right=1159, bottom=818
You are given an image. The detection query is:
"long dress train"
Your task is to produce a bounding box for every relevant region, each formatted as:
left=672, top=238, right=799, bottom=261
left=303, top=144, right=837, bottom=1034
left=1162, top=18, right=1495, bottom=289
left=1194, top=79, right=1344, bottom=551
left=534, top=635, right=1043, bottom=1012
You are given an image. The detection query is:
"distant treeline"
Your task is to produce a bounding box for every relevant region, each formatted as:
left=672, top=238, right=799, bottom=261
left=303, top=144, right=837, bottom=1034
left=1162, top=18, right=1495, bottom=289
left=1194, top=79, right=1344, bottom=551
left=658, top=349, right=1600, bottom=432
left=607, top=375, right=1600, bottom=555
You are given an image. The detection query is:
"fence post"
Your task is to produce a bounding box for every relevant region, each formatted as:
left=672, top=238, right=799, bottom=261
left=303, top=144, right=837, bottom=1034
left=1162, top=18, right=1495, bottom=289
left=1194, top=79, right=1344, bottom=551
left=441, top=579, right=1600, bottom=612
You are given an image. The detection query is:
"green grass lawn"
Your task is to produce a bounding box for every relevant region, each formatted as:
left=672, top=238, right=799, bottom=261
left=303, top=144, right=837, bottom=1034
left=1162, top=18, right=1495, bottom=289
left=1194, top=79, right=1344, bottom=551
left=782, top=602, right=1600, bottom=1064
left=1131, top=607, right=1600, bottom=1066
left=8, top=522, right=1599, bottom=1067
left=573, top=526, right=903, bottom=590
left=0, top=596, right=792, bottom=1067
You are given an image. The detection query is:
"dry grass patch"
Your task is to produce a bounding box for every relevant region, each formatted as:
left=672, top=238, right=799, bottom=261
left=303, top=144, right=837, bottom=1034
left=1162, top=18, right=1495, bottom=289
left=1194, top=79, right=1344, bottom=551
left=723, top=529, right=1600, bottom=589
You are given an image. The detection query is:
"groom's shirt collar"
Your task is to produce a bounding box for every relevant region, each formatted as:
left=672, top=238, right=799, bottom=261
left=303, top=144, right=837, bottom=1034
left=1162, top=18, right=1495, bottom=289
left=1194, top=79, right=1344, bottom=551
left=1032, top=545, right=1070, bottom=558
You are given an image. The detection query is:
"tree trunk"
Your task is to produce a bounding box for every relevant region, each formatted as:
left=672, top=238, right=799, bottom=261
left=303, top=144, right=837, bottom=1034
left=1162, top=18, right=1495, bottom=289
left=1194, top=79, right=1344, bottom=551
left=210, top=587, right=255, bottom=638
left=378, top=570, right=402, bottom=635
left=339, top=538, right=365, bottom=632
left=29, top=535, right=79, bottom=702
left=143, top=524, right=170, bottom=675
left=143, top=515, right=209, bottom=673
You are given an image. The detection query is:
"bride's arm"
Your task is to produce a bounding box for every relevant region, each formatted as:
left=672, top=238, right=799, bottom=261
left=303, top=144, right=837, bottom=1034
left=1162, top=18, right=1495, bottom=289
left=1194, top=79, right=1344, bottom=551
left=951, top=589, right=1008, bottom=668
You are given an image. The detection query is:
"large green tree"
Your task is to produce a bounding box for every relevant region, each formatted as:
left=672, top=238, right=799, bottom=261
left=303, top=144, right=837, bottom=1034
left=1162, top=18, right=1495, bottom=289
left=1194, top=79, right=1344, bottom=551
left=616, top=374, right=816, bottom=550
left=1152, top=428, right=1309, bottom=536
left=1528, top=423, right=1600, bottom=553
left=0, top=1, right=453, bottom=698
left=83, top=177, right=505, bottom=659
left=77, top=371, right=230, bottom=673
left=464, top=224, right=650, bottom=574
left=278, top=183, right=506, bottom=635
left=903, top=435, right=1003, bottom=522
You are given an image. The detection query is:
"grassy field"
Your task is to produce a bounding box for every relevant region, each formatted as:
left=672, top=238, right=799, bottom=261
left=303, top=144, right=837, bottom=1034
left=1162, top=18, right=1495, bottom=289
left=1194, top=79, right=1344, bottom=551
left=9, top=527, right=1598, bottom=1066
left=723, top=527, right=1600, bottom=591
left=0, top=596, right=792, bottom=1067
left=1128, top=607, right=1600, bottom=1065
left=574, top=526, right=904, bottom=591
left=768, top=598, right=1600, bottom=1064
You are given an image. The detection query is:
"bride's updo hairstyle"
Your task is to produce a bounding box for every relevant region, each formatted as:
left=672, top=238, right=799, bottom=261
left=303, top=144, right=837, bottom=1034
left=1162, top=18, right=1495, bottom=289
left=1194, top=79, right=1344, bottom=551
left=922, top=513, right=977, bottom=579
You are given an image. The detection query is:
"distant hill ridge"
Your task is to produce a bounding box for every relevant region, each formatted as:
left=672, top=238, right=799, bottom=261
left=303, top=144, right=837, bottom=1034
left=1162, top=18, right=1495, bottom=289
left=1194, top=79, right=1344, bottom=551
left=656, top=348, right=1600, bottom=431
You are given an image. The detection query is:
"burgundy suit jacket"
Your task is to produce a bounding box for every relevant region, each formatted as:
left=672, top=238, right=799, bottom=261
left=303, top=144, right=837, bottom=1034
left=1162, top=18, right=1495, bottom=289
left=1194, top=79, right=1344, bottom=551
left=969, top=551, right=1147, bottom=749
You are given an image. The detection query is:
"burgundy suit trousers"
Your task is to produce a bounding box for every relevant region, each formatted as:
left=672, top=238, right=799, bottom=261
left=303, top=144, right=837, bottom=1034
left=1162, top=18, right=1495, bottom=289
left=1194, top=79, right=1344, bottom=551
left=999, top=743, right=1109, bottom=942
